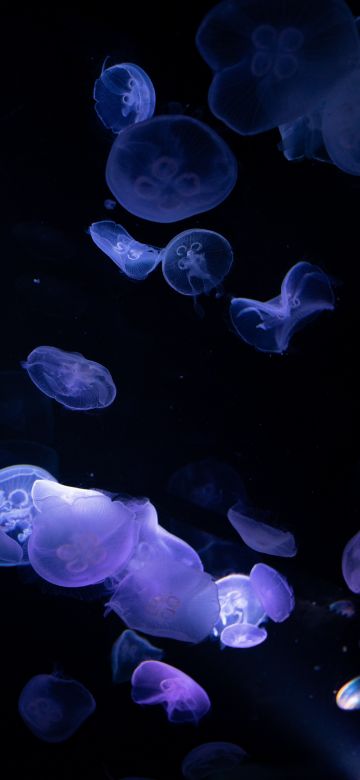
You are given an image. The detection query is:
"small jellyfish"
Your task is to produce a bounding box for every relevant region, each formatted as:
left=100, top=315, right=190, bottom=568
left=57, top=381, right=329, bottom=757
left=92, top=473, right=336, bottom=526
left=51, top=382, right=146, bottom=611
left=214, top=573, right=266, bottom=637
left=105, top=115, right=237, bottom=223
left=182, top=741, right=247, bottom=779
left=342, top=530, right=360, bottom=593
left=196, top=0, right=360, bottom=135
left=28, top=480, right=137, bottom=587
left=111, top=630, right=164, bottom=684
left=220, top=622, right=268, bottom=649
left=322, top=68, right=360, bottom=176
left=329, top=600, right=356, bottom=618
left=249, top=563, right=295, bottom=623
left=131, top=660, right=210, bottom=724
left=94, top=61, right=156, bottom=133
left=104, top=198, right=117, bottom=210
left=227, top=501, right=297, bottom=557
left=336, top=676, right=360, bottom=710
left=161, top=229, right=233, bottom=296
left=230, top=261, right=335, bottom=353
left=89, top=221, right=161, bottom=280
left=278, top=110, right=331, bottom=163
left=167, top=457, right=246, bottom=515
left=22, top=346, right=117, bottom=411
left=18, top=672, right=96, bottom=742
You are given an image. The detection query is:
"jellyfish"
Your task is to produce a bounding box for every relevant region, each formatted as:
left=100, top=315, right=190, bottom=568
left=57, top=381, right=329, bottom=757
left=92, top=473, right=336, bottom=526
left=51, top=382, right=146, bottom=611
left=336, top=676, right=360, bottom=710
left=131, top=660, right=210, bottom=723
left=27, top=480, right=138, bottom=587
left=111, top=630, right=164, bottom=684
left=278, top=110, right=331, bottom=163
left=89, top=221, right=161, bottom=280
left=167, top=457, right=246, bottom=515
left=22, top=346, right=117, bottom=410
left=229, top=261, right=335, bottom=353
left=220, top=622, right=267, bottom=649
left=249, top=563, right=295, bottom=622
left=342, top=530, right=360, bottom=593
left=0, top=463, right=57, bottom=565
left=182, top=742, right=247, bottom=779
left=213, top=574, right=266, bottom=638
left=18, top=672, right=95, bottom=742
left=329, top=600, right=356, bottom=618
left=161, top=229, right=233, bottom=296
left=322, top=68, right=360, bottom=176
left=227, top=501, right=297, bottom=557
left=94, top=61, right=156, bottom=133
left=105, top=115, right=237, bottom=223
left=196, top=0, right=360, bottom=135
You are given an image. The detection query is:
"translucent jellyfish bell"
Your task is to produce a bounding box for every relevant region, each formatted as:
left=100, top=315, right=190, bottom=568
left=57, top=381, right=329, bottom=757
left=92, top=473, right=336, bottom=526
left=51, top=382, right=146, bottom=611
left=336, top=676, right=360, bottom=710
left=329, top=600, right=355, bottom=618
left=94, top=61, right=156, bottom=133
left=322, top=68, right=360, bottom=176
left=111, top=629, right=164, bottom=684
left=250, top=563, right=295, bottom=623
left=278, top=110, right=331, bottom=164
left=89, top=221, right=161, bottom=280
left=131, top=660, right=210, bottom=723
left=228, top=501, right=297, bottom=557
left=182, top=741, right=247, bottom=779
left=18, top=672, right=96, bottom=742
left=22, top=346, right=117, bottom=410
left=214, top=574, right=266, bottom=637
left=342, top=530, right=360, bottom=593
left=28, top=480, right=137, bottom=587
left=161, top=229, right=233, bottom=296
left=220, top=622, right=268, bottom=648
left=105, top=115, right=237, bottom=223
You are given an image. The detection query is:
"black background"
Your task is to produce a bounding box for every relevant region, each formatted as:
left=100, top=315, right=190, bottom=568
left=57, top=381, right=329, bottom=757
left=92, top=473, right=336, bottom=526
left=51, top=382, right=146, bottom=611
left=1, top=3, right=360, bottom=778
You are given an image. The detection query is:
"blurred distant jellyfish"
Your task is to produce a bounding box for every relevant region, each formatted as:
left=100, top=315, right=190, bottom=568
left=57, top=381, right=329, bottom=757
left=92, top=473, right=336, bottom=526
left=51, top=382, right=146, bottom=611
left=336, top=676, right=360, bottom=710
left=18, top=672, right=95, bottom=742
left=342, top=530, right=360, bottom=593
left=196, top=0, right=360, bottom=135
left=250, top=563, right=295, bottom=622
left=230, top=261, right=335, bottom=353
left=104, top=199, right=116, bottom=210
left=278, top=111, right=330, bottom=163
left=28, top=480, right=137, bottom=587
left=168, top=457, right=246, bottom=515
left=221, top=621, right=267, bottom=648
left=22, top=346, right=117, bottom=410
left=182, top=741, right=247, bottom=778
left=111, top=629, right=164, bottom=683
left=131, top=660, right=210, bottom=723
left=322, top=68, right=360, bottom=176
left=228, top=501, right=297, bottom=557
left=106, top=115, right=237, bottom=223
left=161, top=229, right=233, bottom=296
left=89, top=221, right=161, bottom=280
left=329, top=600, right=355, bottom=618
left=94, top=62, right=156, bottom=133
left=0, top=464, right=57, bottom=565
left=214, top=574, right=266, bottom=638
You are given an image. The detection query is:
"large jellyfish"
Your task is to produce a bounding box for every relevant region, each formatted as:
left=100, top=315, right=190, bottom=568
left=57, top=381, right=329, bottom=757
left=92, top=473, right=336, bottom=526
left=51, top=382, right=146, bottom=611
left=182, top=742, right=247, bottom=778
left=105, top=115, right=237, bottom=223
left=89, top=221, right=161, bottom=280
left=249, top=563, right=295, bottom=622
left=27, top=480, right=138, bottom=587
left=161, top=229, right=233, bottom=296
left=228, top=501, right=297, bottom=557
left=213, top=573, right=266, bottom=641
left=18, top=672, right=96, bottom=742
left=229, top=261, right=335, bottom=353
left=131, top=660, right=210, bottom=723
left=322, top=68, right=360, bottom=176
left=111, top=630, right=164, bottom=684
left=94, top=61, right=156, bottom=133
left=342, top=530, right=360, bottom=593
left=22, top=346, right=117, bottom=410
left=196, top=0, right=360, bottom=135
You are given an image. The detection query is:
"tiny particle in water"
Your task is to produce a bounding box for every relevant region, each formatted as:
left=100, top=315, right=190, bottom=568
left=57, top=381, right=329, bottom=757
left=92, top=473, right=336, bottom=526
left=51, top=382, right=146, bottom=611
left=33, top=278, right=40, bottom=285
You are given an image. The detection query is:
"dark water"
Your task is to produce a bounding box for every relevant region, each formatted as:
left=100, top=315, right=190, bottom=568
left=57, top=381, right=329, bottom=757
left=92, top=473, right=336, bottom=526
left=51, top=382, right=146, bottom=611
left=1, top=3, right=360, bottom=778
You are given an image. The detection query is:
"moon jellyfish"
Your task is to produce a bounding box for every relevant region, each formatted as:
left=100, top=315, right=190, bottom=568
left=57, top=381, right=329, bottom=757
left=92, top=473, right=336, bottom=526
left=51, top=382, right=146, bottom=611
left=94, top=62, right=155, bottom=133
left=106, top=115, right=237, bottom=223
left=228, top=501, right=297, bottom=557
left=18, top=672, right=96, bottom=742
left=250, top=563, right=295, bottom=623
left=111, top=629, right=164, bottom=684
left=168, top=457, right=246, bottom=515
left=336, top=676, right=360, bottom=711
left=342, top=530, right=360, bottom=593
left=161, top=229, right=233, bottom=296
left=28, top=480, right=137, bottom=587
left=0, top=464, right=57, bottom=565
left=89, top=221, right=161, bottom=280
left=214, top=574, right=266, bottom=638
left=229, top=261, right=335, bottom=353
left=131, top=660, right=210, bottom=724
left=182, top=742, right=247, bottom=779
left=329, top=600, right=356, bottom=618
left=196, top=0, right=360, bottom=135
left=22, top=346, right=117, bottom=410
left=322, top=68, right=360, bottom=176
left=278, top=111, right=330, bottom=163
left=221, top=621, right=267, bottom=648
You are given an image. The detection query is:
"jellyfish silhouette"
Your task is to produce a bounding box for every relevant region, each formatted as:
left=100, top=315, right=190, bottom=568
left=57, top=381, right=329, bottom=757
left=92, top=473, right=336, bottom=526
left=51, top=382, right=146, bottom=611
left=111, top=629, right=164, bottom=684
left=250, top=563, right=295, bottom=622
left=322, top=68, right=360, bottom=176
left=161, top=229, right=233, bottom=296
left=106, top=115, right=237, bottom=223
left=89, top=221, right=161, bottom=280
left=94, top=61, right=156, bottom=133
left=342, top=530, right=360, bottom=593
left=131, top=660, right=210, bottom=723
left=18, top=672, right=95, bottom=742
left=182, top=741, right=247, bottom=779
left=228, top=500, right=297, bottom=557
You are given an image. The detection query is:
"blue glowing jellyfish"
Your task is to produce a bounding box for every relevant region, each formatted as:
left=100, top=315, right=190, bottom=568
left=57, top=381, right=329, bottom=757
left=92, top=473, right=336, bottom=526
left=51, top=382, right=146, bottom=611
left=196, top=0, right=360, bottom=135
left=18, top=672, right=95, bottom=742
left=230, top=261, right=335, bottom=353
left=322, top=68, right=360, bottom=176
left=182, top=742, right=247, bottom=779
left=329, top=600, right=356, bottom=618
left=89, top=221, right=161, bottom=280
left=22, top=346, right=117, bottom=410
left=278, top=111, right=331, bottom=163
left=336, top=676, right=360, bottom=710
left=131, top=660, right=210, bottom=724
left=221, top=621, right=267, bottom=648
left=168, top=457, right=246, bottom=515
left=0, top=464, right=57, bottom=565
left=111, top=630, right=164, bottom=684
left=105, top=115, right=237, bottom=223
left=228, top=501, right=297, bottom=557
left=94, top=61, right=156, bottom=133
left=28, top=480, right=137, bottom=587
left=342, top=530, right=360, bottom=593
left=213, top=574, right=266, bottom=638
left=161, top=229, right=233, bottom=296
left=250, top=563, right=295, bottom=622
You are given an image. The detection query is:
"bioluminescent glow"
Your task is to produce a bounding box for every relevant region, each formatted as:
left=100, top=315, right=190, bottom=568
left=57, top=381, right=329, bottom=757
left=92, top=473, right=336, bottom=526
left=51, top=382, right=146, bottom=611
left=131, top=660, right=210, bottom=723
left=250, top=563, right=295, bottom=623
left=336, top=676, right=360, bottom=711
left=111, top=630, right=164, bottom=684
left=161, top=229, right=233, bottom=296
left=228, top=500, right=297, bottom=557
left=89, top=221, right=161, bottom=280
left=18, top=673, right=96, bottom=742
left=182, top=741, right=247, bottom=779
left=94, top=61, right=155, bottom=133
